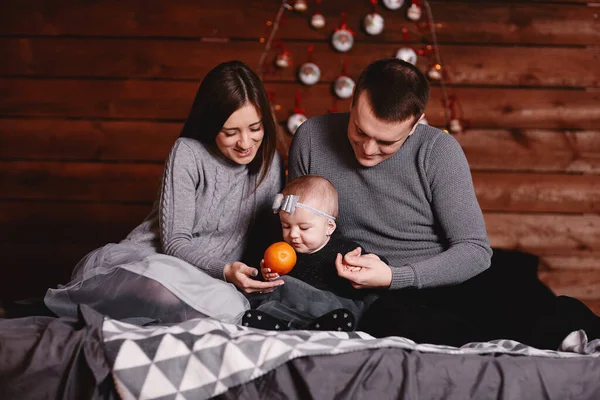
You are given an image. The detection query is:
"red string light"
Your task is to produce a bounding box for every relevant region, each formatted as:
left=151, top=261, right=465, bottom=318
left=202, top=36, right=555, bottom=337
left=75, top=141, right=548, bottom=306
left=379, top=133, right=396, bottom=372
left=294, top=90, right=306, bottom=115
left=335, top=11, right=354, bottom=35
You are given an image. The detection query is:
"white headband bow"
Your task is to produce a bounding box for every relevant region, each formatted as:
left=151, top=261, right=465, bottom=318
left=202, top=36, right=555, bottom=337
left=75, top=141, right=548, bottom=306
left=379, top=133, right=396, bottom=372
left=272, top=194, right=336, bottom=222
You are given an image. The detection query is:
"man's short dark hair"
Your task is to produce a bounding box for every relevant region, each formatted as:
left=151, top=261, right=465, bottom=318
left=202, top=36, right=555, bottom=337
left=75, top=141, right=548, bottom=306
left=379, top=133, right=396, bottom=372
left=352, top=58, right=429, bottom=124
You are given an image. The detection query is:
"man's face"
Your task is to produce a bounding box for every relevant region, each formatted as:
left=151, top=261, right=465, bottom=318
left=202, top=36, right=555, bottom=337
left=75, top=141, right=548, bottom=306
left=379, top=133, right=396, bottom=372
left=347, top=92, right=423, bottom=167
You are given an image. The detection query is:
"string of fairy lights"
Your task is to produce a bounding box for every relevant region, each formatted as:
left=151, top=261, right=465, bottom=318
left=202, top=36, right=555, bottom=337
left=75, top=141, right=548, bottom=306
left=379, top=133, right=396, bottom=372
left=257, top=0, right=464, bottom=135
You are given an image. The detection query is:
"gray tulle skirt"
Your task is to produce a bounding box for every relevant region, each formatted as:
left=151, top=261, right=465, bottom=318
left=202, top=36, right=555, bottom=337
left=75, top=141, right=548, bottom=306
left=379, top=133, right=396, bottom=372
left=44, top=243, right=250, bottom=325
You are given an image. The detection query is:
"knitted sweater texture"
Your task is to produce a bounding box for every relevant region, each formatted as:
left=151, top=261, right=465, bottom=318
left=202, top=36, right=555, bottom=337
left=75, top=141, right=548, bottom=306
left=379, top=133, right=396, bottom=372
left=122, top=137, right=284, bottom=279
left=288, top=113, right=492, bottom=290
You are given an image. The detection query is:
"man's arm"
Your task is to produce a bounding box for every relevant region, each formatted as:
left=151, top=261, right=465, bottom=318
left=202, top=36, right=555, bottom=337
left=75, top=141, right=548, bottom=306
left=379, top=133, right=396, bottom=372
left=337, top=133, right=492, bottom=290
left=403, top=133, right=492, bottom=288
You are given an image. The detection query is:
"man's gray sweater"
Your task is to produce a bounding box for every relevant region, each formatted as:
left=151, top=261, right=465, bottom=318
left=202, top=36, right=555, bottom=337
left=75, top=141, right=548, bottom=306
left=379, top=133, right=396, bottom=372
left=288, top=113, right=492, bottom=290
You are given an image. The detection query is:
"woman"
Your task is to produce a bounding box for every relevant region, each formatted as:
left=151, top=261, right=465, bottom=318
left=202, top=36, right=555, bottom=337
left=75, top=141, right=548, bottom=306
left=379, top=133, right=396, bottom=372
left=44, top=61, right=285, bottom=325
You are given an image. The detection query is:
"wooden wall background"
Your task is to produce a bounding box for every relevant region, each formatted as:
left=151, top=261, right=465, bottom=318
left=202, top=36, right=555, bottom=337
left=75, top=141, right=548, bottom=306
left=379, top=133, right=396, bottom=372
left=1, top=0, right=599, bottom=315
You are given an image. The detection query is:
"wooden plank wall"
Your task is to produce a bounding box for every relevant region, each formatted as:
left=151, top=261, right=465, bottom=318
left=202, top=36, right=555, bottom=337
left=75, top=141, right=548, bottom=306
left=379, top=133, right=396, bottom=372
left=1, top=0, right=599, bottom=315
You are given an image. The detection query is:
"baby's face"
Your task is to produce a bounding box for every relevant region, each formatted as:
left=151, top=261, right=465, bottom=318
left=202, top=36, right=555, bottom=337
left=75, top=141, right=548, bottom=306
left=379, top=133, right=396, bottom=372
left=279, top=206, right=333, bottom=254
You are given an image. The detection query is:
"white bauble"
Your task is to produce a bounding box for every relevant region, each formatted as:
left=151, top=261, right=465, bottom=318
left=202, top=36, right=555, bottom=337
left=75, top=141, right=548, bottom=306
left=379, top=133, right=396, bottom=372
left=331, top=29, right=354, bottom=52
left=287, top=113, right=308, bottom=134
left=382, top=0, right=404, bottom=10
left=364, top=13, right=384, bottom=36
left=311, top=13, right=326, bottom=29
left=395, top=47, right=417, bottom=65
left=427, top=64, right=442, bottom=81
left=275, top=53, right=291, bottom=68
left=294, top=0, right=307, bottom=12
left=407, top=4, right=422, bottom=21
left=298, top=62, right=321, bottom=85
left=333, top=75, right=356, bottom=99
left=449, top=118, right=463, bottom=134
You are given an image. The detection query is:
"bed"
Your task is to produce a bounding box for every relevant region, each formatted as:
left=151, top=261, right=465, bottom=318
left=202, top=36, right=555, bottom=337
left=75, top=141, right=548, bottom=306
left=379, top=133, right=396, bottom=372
left=1, top=250, right=599, bottom=400
left=1, top=304, right=599, bottom=400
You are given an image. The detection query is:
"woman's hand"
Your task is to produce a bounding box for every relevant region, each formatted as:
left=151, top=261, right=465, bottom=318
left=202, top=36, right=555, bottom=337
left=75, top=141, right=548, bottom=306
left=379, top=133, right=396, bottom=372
left=224, top=261, right=284, bottom=294
left=335, top=248, right=392, bottom=289
left=260, top=259, right=281, bottom=281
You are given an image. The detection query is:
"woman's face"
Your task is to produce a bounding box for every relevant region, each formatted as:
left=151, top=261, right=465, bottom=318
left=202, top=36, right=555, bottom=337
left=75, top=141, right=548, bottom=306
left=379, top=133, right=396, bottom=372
left=215, top=103, right=264, bottom=165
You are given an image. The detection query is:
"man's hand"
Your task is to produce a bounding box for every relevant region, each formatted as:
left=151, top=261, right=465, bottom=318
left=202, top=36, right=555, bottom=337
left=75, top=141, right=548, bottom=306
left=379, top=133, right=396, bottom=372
left=224, top=261, right=284, bottom=294
left=260, top=259, right=281, bottom=281
left=336, top=247, right=363, bottom=272
left=335, top=248, right=392, bottom=289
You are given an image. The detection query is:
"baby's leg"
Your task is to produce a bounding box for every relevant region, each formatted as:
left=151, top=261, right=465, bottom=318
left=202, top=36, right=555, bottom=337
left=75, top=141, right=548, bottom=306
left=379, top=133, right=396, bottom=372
left=304, top=308, right=356, bottom=332
left=252, top=277, right=360, bottom=330
left=241, top=309, right=289, bottom=331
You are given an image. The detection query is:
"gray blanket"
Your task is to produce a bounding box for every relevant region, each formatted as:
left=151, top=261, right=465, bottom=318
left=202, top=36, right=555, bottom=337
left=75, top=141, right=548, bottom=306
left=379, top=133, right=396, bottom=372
left=103, top=316, right=600, bottom=400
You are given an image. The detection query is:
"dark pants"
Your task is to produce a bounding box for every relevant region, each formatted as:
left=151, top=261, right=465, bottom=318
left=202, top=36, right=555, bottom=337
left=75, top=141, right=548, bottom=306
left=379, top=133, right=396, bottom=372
left=358, top=250, right=600, bottom=350
left=248, top=276, right=372, bottom=329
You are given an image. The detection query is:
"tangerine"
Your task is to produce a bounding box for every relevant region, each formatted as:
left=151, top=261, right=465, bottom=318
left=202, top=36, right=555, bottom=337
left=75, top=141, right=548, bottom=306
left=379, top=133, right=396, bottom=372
left=264, top=242, right=297, bottom=275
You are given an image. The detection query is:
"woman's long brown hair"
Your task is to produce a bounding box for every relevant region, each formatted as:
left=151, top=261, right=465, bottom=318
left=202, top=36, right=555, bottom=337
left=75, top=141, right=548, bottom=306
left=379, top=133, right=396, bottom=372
left=179, top=60, right=277, bottom=188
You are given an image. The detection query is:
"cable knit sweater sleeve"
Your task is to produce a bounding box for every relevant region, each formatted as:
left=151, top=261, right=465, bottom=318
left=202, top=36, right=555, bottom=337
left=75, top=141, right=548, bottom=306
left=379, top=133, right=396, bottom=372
left=158, top=140, right=228, bottom=279
left=407, top=133, right=492, bottom=287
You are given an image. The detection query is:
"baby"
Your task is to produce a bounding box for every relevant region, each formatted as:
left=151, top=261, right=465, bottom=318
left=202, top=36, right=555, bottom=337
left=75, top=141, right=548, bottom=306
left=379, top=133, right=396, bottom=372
left=243, top=175, right=381, bottom=331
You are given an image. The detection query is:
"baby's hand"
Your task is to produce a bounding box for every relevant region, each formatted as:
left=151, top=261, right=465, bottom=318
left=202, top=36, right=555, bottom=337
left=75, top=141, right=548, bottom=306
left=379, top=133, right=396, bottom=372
left=339, top=247, right=362, bottom=272
left=260, top=259, right=281, bottom=281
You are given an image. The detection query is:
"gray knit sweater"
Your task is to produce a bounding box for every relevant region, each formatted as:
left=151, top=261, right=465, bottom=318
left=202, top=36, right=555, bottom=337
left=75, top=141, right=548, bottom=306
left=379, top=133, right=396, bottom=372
left=121, top=137, right=284, bottom=279
left=288, top=113, right=492, bottom=290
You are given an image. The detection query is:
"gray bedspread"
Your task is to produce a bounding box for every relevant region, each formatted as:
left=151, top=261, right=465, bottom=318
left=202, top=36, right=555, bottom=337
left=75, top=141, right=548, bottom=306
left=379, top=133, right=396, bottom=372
left=103, top=313, right=600, bottom=400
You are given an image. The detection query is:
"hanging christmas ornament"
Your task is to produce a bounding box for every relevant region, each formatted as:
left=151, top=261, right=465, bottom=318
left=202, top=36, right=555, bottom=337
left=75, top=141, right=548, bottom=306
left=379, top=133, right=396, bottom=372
left=395, top=28, right=417, bottom=65
left=287, top=91, right=308, bottom=135
left=288, top=113, right=308, bottom=134
left=364, top=0, right=384, bottom=36
left=298, top=45, right=320, bottom=85
left=272, top=41, right=292, bottom=69
left=406, top=0, right=422, bottom=21
left=449, top=118, right=463, bottom=134
left=299, top=62, right=321, bottom=85
left=311, top=13, right=326, bottom=29
left=332, top=29, right=354, bottom=52
left=446, top=95, right=469, bottom=134
left=311, top=0, right=326, bottom=29
left=294, top=0, right=308, bottom=12
left=364, top=14, right=384, bottom=35
left=396, top=47, right=417, bottom=65
left=333, top=57, right=355, bottom=100
left=382, top=0, right=404, bottom=10
left=331, top=12, right=354, bottom=52
left=275, top=51, right=291, bottom=68
left=268, top=92, right=281, bottom=113
left=427, top=63, right=443, bottom=81
left=334, top=76, right=355, bottom=99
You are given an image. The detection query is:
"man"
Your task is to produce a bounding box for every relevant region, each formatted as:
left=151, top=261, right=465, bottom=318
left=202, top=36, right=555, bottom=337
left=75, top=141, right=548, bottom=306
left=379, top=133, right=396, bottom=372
left=288, top=58, right=600, bottom=348
left=288, top=58, right=492, bottom=343
left=289, top=58, right=491, bottom=287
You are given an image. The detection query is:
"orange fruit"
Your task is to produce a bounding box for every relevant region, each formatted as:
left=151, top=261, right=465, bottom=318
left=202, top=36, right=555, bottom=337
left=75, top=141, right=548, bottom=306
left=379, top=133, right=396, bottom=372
left=264, top=242, right=297, bottom=275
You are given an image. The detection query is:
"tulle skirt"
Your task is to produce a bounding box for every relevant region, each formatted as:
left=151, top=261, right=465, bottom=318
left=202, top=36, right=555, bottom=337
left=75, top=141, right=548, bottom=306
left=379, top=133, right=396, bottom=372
left=44, top=243, right=250, bottom=325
